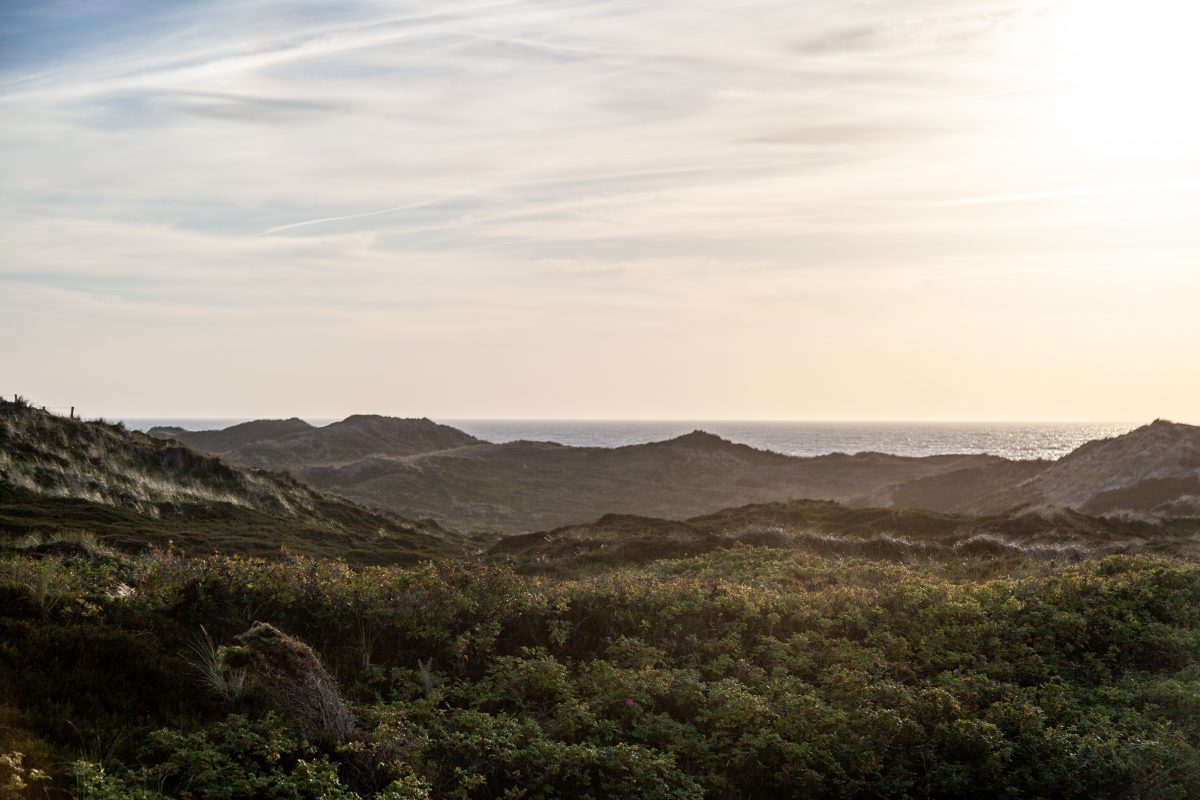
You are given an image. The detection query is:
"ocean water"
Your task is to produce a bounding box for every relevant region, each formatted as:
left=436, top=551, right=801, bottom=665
left=446, top=421, right=1135, bottom=461
left=124, top=418, right=1136, bottom=461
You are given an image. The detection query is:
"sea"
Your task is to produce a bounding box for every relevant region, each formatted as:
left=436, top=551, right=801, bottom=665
left=121, top=419, right=1138, bottom=462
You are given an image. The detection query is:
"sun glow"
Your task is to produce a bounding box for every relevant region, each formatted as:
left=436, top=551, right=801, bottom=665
left=1027, top=0, right=1200, bottom=175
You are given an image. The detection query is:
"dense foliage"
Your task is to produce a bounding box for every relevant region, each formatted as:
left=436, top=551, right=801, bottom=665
left=2, top=543, right=1199, bottom=799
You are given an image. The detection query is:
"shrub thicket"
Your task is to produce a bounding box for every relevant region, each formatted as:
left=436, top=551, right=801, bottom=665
left=1, top=547, right=1198, bottom=799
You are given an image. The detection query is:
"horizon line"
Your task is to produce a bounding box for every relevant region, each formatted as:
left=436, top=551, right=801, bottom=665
left=109, top=415, right=1146, bottom=426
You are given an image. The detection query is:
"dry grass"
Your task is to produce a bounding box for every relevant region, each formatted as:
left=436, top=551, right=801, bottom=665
left=183, top=627, right=246, bottom=703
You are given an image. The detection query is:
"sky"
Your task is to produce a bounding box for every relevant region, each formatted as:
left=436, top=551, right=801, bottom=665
left=1, top=0, right=1197, bottom=421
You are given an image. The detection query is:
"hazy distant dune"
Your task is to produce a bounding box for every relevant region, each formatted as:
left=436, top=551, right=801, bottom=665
left=884, top=419, right=1200, bottom=518
left=148, top=414, right=1200, bottom=533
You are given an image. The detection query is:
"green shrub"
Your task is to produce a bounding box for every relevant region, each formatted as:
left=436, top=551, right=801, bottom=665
left=2, top=549, right=1198, bottom=798
left=71, top=715, right=366, bottom=800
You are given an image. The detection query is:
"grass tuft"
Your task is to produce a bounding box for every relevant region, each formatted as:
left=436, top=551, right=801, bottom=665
left=183, top=627, right=246, bottom=704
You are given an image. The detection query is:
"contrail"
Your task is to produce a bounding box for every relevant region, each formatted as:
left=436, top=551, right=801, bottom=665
left=254, top=198, right=453, bottom=236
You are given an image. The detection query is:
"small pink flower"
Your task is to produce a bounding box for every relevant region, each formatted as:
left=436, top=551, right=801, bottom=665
left=625, top=698, right=635, bottom=706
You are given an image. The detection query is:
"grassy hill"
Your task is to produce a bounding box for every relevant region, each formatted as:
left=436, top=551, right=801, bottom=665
left=880, top=419, right=1200, bottom=517
left=151, top=414, right=482, bottom=470
left=155, top=415, right=1200, bottom=533
left=148, top=417, right=315, bottom=454
left=489, top=498, right=1200, bottom=573
left=0, top=399, right=464, bottom=563
left=160, top=419, right=1005, bottom=532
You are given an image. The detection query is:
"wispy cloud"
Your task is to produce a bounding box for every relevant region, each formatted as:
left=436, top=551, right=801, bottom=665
left=929, top=179, right=1200, bottom=206
left=2, top=0, right=1198, bottom=418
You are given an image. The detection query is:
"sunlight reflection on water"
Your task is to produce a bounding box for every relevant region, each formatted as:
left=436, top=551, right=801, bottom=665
left=122, top=418, right=1136, bottom=461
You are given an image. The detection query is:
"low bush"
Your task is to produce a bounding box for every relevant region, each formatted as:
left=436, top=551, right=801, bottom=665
left=1, top=548, right=1198, bottom=798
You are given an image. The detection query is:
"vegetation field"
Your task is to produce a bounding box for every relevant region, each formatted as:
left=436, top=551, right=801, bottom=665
left=3, top=540, right=1198, bottom=799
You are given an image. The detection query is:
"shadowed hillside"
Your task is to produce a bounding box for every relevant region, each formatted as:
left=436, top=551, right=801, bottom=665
left=149, top=417, right=315, bottom=454
left=154, top=418, right=1004, bottom=532
left=154, top=415, right=1200, bottom=533
left=879, top=419, right=1200, bottom=517
left=0, top=399, right=462, bottom=562
left=307, top=436, right=1005, bottom=533
left=151, top=414, right=481, bottom=470
left=490, top=498, right=1200, bottom=573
